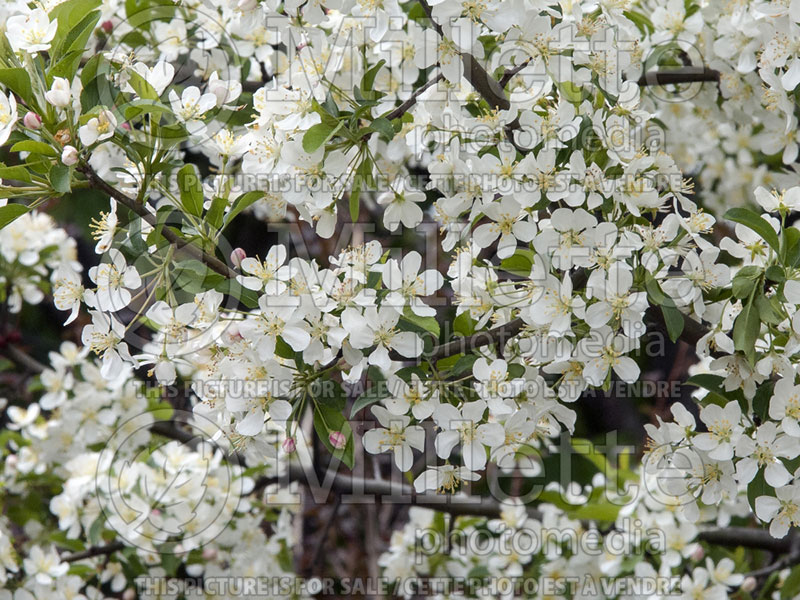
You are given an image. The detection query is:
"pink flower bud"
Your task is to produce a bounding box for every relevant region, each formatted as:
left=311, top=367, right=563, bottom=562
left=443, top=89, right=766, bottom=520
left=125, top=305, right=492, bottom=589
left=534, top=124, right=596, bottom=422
left=61, top=145, right=78, bottom=166
left=231, top=247, right=246, bottom=268
left=690, top=545, right=704, bottom=561
left=740, top=577, right=756, bottom=592
left=329, top=431, right=346, bottom=450
left=23, top=112, right=42, bottom=130
left=282, top=437, right=297, bottom=454
left=101, top=20, right=113, bottom=33
left=202, top=547, right=218, bottom=560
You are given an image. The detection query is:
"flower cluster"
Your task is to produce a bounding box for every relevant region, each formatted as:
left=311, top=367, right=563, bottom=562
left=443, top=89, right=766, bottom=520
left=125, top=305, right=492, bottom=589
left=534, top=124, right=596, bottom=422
left=1, top=0, right=800, bottom=596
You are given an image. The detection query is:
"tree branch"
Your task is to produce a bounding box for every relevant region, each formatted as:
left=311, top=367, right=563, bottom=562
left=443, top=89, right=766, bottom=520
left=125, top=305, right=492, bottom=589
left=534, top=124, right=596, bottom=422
left=62, top=542, right=124, bottom=562
left=385, top=72, right=444, bottom=121
left=1, top=344, right=46, bottom=373
left=697, top=527, right=796, bottom=554
left=77, top=164, right=236, bottom=279
left=637, top=67, right=720, bottom=86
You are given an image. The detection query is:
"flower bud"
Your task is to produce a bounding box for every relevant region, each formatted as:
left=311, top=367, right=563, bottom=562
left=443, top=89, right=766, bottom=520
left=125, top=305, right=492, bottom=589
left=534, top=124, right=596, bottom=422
left=329, top=431, right=346, bottom=450
left=231, top=247, right=246, bottom=268
left=122, top=590, right=136, bottom=600
left=282, top=437, right=297, bottom=454
left=23, top=112, right=42, bottom=130
left=740, top=577, right=756, bottom=593
left=61, top=145, right=78, bottom=166
left=101, top=20, right=113, bottom=33
left=690, top=545, right=704, bottom=561
left=202, top=547, right=218, bottom=561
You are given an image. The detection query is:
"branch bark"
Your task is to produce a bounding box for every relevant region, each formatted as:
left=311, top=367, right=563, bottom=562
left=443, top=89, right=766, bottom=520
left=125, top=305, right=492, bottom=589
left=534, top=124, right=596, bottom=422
left=385, top=72, right=444, bottom=121
left=63, top=542, right=124, bottom=562
left=637, top=67, right=720, bottom=86
left=78, top=164, right=236, bottom=279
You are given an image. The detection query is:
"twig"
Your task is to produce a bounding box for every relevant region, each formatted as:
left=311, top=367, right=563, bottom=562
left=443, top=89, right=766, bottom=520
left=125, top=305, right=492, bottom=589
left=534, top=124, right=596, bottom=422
left=62, top=542, right=124, bottom=562
left=499, top=59, right=532, bottom=88
left=744, top=534, right=800, bottom=578
left=385, top=73, right=444, bottom=121
left=307, top=495, right=342, bottom=571
left=637, top=67, right=720, bottom=86
left=2, top=345, right=46, bottom=373
left=77, top=164, right=236, bottom=279
left=417, top=0, right=508, bottom=112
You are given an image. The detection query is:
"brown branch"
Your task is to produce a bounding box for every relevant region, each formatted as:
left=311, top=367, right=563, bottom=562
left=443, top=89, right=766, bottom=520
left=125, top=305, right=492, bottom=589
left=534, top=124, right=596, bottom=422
left=499, top=59, right=532, bottom=88
left=385, top=73, right=444, bottom=121
left=427, top=317, right=525, bottom=361
left=62, top=542, right=124, bottom=562
left=1, top=345, right=46, bottom=373
left=697, top=527, right=796, bottom=554
left=55, top=416, right=796, bottom=562
left=637, top=67, right=720, bottom=86
left=417, top=0, right=509, bottom=112
left=77, top=164, right=236, bottom=279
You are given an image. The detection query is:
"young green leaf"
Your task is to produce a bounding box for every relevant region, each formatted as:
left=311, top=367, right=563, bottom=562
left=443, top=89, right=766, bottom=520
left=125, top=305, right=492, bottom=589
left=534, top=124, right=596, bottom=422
left=724, top=207, right=780, bottom=253
left=177, top=164, right=204, bottom=217
left=0, top=203, right=30, bottom=228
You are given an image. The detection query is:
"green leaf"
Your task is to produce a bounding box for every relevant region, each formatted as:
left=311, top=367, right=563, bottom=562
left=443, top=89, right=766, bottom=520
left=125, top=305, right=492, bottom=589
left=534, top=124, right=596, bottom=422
left=172, top=259, right=224, bottom=295
left=0, top=203, right=29, bottom=228
left=312, top=383, right=354, bottom=469
left=500, top=250, right=534, bottom=276
left=361, top=59, right=386, bottom=92
left=449, top=353, right=478, bottom=377
left=349, top=156, right=373, bottom=222
left=10, top=140, right=57, bottom=157
left=177, top=164, right=204, bottom=217
left=756, top=293, right=784, bottom=325
left=302, top=121, right=343, bottom=153
left=747, top=468, right=774, bottom=514
left=733, top=296, right=761, bottom=363
left=370, top=116, right=395, bottom=141
left=125, top=69, right=159, bottom=101
left=48, top=164, right=72, bottom=194
left=49, top=0, right=102, bottom=59
left=0, top=163, right=32, bottom=182
left=401, top=307, right=440, bottom=338
left=782, top=227, right=800, bottom=267
left=349, top=175, right=362, bottom=222
left=781, top=566, right=800, bottom=600
left=660, top=304, right=684, bottom=343
left=206, top=196, right=228, bottom=230
left=453, top=312, right=475, bottom=336
left=558, top=80, right=585, bottom=103
left=350, top=385, right=390, bottom=418
left=732, top=266, right=762, bottom=299
left=124, top=99, right=173, bottom=121
left=724, top=207, right=780, bottom=253
left=223, top=190, right=265, bottom=228
left=753, top=380, right=774, bottom=423
left=215, top=277, right=259, bottom=309
left=685, top=373, right=745, bottom=407
left=49, top=9, right=101, bottom=79
left=0, top=68, right=34, bottom=106
left=623, top=10, right=654, bottom=34
left=765, top=265, right=786, bottom=283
